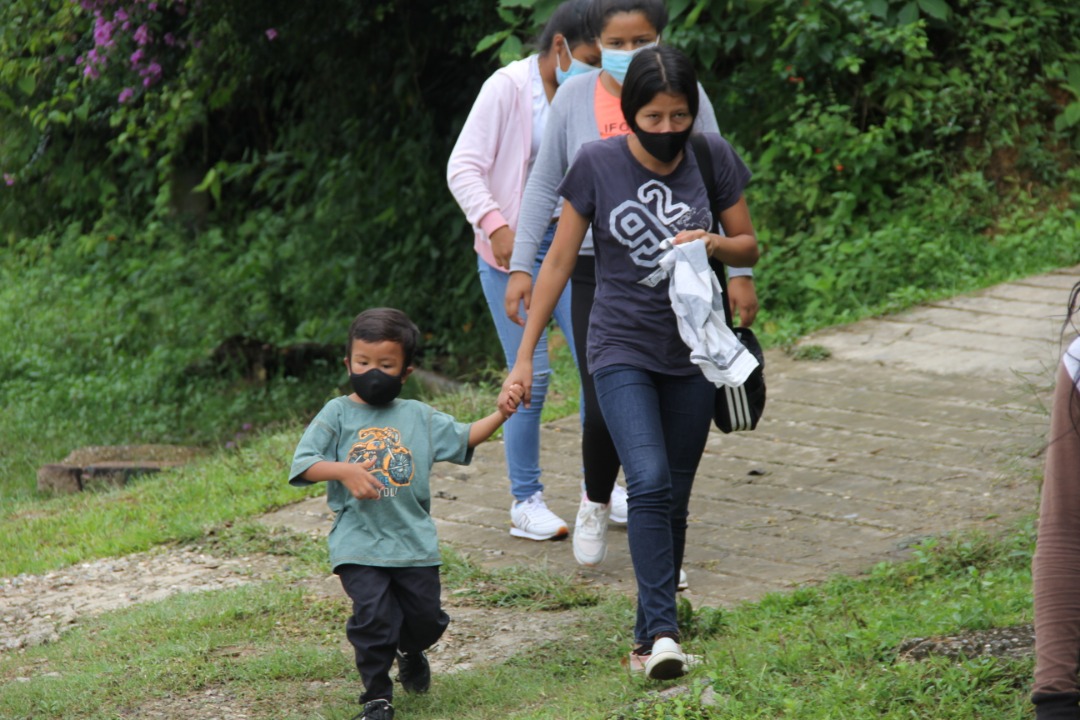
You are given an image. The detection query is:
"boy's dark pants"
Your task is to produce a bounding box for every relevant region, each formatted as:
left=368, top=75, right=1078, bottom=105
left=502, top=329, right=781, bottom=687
left=337, top=564, right=450, bottom=704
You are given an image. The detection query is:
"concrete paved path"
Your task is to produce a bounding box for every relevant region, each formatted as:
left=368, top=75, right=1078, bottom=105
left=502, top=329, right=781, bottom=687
left=267, top=265, right=1079, bottom=609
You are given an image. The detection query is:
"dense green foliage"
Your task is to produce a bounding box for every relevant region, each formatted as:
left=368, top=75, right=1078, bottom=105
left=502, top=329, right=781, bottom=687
left=663, top=0, right=1080, bottom=330
left=1, top=0, right=504, bottom=354
left=1, top=0, right=1078, bottom=495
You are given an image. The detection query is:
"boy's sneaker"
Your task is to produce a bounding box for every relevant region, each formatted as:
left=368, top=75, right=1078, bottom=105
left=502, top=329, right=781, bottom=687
left=678, top=568, right=688, bottom=591
left=643, top=637, right=688, bottom=680
left=396, top=650, right=431, bottom=693
left=352, top=699, right=394, bottom=720
left=609, top=483, right=629, bottom=525
left=573, top=493, right=610, bottom=566
left=510, top=491, right=569, bottom=541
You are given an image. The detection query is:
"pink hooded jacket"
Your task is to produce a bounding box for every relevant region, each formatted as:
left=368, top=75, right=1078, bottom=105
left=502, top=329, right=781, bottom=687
left=446, top=56, right=537, bottom=272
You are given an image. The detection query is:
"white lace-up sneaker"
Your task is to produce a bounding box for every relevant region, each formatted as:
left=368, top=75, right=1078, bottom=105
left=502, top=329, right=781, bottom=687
left=509, top=491, right=569, bottom=541
left=644, top=637, right=688, bottom=680
left=573, top=493, right=610, bottom=566
left=678, top=568, right=688, bottom=591
left=609, top=483, right=628, bottom=525
left=629, top=648, right=699, bottom=674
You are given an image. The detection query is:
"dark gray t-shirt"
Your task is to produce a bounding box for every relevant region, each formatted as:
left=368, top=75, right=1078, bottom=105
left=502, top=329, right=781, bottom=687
left=557, top=132, right=750, bottom=374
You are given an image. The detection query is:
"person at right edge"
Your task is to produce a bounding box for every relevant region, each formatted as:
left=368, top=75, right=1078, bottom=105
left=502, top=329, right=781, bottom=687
left=504, top=0, right=759, bottom=579
left=1032, top=280, right=1080, bottom=719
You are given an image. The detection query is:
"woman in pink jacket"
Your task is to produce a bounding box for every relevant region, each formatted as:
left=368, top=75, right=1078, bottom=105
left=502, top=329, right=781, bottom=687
left=447, top=0, right=600, bottom=543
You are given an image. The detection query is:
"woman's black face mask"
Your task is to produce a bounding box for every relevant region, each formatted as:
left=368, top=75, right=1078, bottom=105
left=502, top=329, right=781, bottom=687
left=635, top=127, right=693, bottom=163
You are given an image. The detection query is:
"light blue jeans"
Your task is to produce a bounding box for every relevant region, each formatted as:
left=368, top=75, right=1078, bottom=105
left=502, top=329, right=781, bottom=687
left=477, top=223, right=577, bottom=501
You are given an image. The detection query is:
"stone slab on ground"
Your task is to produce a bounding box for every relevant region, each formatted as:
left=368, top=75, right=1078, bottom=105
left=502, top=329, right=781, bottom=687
left=36, top=444, right=203, bottom=493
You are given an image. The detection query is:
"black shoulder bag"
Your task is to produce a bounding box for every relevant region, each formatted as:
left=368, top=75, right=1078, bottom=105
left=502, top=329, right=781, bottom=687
left=688, top=134, right=766, bottom=433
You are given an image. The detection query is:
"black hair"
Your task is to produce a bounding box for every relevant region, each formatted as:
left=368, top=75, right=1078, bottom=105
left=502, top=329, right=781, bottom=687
left=346, top=308, right=420, bottom=368
left=1062, top=280, right=1080, bottom=342
left=620, top=45, right=698, bottom=132
left=536, top=0, right=597, bottom=55
left=586, top=0, right=668, bottom=39
left=1040, top=279, right=1080, bottom=453
left=1063, top=281, right=1080, bottom=435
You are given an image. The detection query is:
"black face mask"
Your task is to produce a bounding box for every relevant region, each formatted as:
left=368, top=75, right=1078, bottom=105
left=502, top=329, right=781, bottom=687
left=350, top=369, right=404, bottom=406
left=635, top=127, right=693, bottom=163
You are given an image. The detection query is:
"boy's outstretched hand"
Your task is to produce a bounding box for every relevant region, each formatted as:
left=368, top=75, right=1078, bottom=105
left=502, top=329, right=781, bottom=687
left=498, top=382, right=525, bottom=418
left=341, top=459, right=385, bottom=500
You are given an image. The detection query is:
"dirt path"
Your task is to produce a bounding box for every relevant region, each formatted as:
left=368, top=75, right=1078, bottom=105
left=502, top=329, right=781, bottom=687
left=0, top=542, right=582, bottom=678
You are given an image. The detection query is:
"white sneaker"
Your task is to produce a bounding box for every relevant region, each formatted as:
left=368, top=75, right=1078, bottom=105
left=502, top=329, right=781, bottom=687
left=644, top=637, right=687, bottom=680
left=629, top=649, right=699, bottom=674
left=510, top=491, right=568, bottom=541
left=573, top=493, right=610, bottom=566
left=677, top=568, right=688, bottom=591
left=609, top=483, right=628, bottom=525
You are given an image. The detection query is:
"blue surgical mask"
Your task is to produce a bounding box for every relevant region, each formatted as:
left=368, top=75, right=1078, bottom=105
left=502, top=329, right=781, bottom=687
left=555, top=44, right=595, bottom=85
left=599, top=40, right=658, bottom=85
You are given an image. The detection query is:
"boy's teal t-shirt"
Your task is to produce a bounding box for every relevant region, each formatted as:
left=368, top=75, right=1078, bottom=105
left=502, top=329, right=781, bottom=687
left=289, top=396, right=473, bottom=569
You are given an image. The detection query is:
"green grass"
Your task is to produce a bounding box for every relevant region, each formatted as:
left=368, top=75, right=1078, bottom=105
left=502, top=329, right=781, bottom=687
left=0, top=430, right=320, bottom=577
left=0, top=523, right=1035, bottom=719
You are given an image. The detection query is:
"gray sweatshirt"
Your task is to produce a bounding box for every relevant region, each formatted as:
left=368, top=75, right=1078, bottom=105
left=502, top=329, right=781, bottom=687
left=509, top=69, right=751, bottom=278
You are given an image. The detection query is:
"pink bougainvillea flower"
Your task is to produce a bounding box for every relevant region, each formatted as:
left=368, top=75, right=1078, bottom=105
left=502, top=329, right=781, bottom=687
left=3, top=174, right=14, bottom=187
left=140, top=61, right=162, bottom=87
left=93, top=18, right=114, bottom=47
left=265, top=28, right=278, bottom=41
left=118, top=87, right=134, bottom=103
left=130, top=48, right=144, bottom=66
left=164, top=32, right=175, bottom=46
left=133, top=23, right=150, bottom=45
left=84, top=64, right=100, bottom=79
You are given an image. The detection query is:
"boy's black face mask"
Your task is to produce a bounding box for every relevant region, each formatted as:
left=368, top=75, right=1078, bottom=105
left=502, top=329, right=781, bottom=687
left=350, top=369, right=403, bottom=405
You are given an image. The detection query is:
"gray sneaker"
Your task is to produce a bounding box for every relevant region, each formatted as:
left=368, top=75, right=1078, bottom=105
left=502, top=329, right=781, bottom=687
left=573, top=492, right=610, bottom=566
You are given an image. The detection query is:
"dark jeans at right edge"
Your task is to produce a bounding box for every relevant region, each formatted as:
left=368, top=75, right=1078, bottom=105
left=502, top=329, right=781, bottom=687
left=571, top=254, right=622, bottom=503
left=337, top=564, right=449, bottom=704
left=592, top=364, right=713, bottom=645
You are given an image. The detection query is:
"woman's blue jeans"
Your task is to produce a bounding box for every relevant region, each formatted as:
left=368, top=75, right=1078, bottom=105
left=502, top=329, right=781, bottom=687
left=476, top=223, right=577, bottom=501
left=593, top=364, right=713, bottom=644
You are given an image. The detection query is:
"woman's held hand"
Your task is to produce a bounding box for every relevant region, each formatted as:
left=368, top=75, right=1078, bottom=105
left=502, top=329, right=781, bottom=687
left=502, top=360, right=534, bottom=410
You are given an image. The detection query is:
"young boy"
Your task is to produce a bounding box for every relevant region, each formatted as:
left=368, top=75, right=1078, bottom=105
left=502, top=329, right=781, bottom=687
left=289, top=308, right=522, bottom=720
